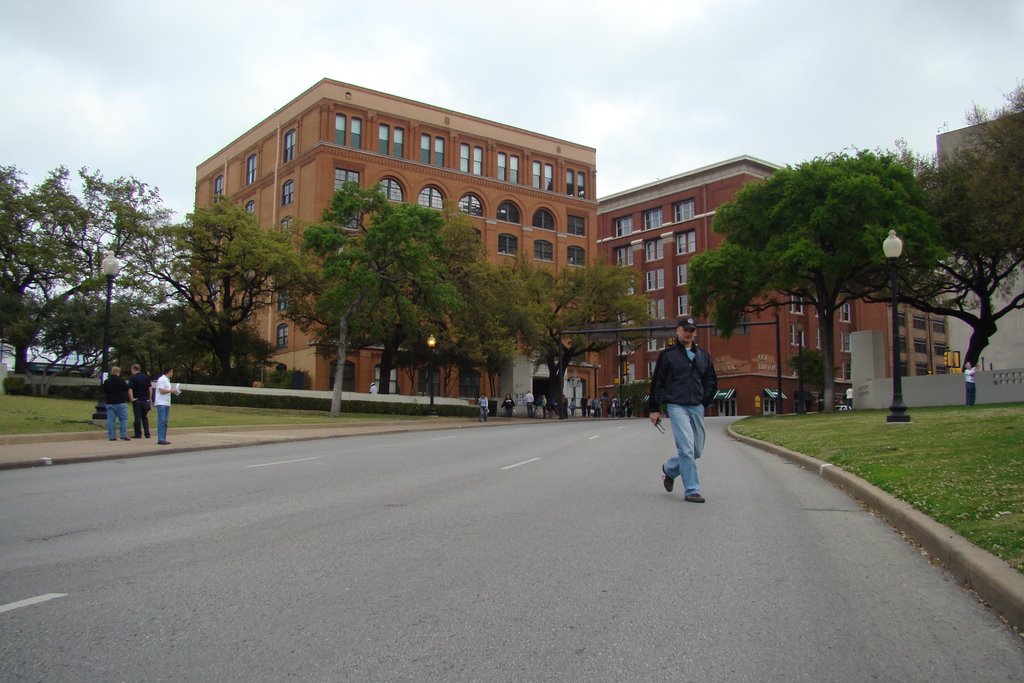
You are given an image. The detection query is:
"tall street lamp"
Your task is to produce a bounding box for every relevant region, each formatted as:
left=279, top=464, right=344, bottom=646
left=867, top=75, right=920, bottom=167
left=883, top=230, right=911, bottom=424
left=426, top=334, right=438, bottom=416
left=92, top=251, right=121, bottom=420
left=795, top=321, right=805, bottom=414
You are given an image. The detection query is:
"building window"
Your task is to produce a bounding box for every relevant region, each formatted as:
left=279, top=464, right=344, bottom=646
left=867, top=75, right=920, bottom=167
left=913, top=338, right=928, bottom=353
left=433, top=136, right=445, bottom=166
left=334, top=168, right=360, bottom=189
left=791, top=324, right=807, bottom=347
left=277, top=290, right=288, bottom=312
left=280, top=216, right=293, bottom=232
left=677, top=295, right=689, bottom=316
left=615, top=216, right=633, bottom=237
left=246, top=155, right=257, bottom=185
left=645, top=269, right=664, bottom=291
left=283, top=128, right=296, bottom=162
left=378, top=124, right=390, bottom=155
left=460, top=143, right=471, bottom=173
left=677, top=263, right=688, bottom=285
left=644, top=208, right=663, bottom=230
left=790, top=300, right=804, bottom=315
left=897, top=311, right=906, bottom=328
left=841, top=331, right=852, bottom=352
left=418, top=185, right=444, bottom=210
left=497, top=201, right=521, bottom=223
left=497, top=153, right=507, bottom=181
left=350, top=118, right=362, bottom=149
left=915, top=361, right=930, bottom=376
left=567, top=246, right=585, bottom=265
left=281, top=180, right=294, bottom=206
left=645, top=238, right=664, bottom=261
left=932, top=318, right=945, bottom=334
left=459, top=193, right=483, bottom=217
left=912, top=315, right=927, bottom=330
left=566, top=168, right=575, bottom=195
left=509, top=155, right=519, bottom=184
left=567, top=215, right=585, bottom=236
left=840, top=302, right=851, bottom=323
left=393, top=127, right=404, bottom=158
left=498, top=233, right=518, bottom=255
left=335, top=115, right=346, bottom=145
left=244, top=200, right=255, bottom=214
left=276, top=323, right=289, bottom=348
left=676, top=231, right=696, bottom=254
left=935, top=341, right=947, bottom=356
left=532, top=209, right=555, bottom=230
left=459, top=370, right=481, bottom=398
left=615, top=246, right=633, bottom=266
left=577, top=170, right=586, bottom=198
left=649, top=298, right=665, bottom=319
left=673, top=199, right=695, bottom=223
left=420, top=134, right=431, bottom=164
left=473, top=146, right=483, bottom=175
left=213, top=174, right=224, bottom=201
left=534, top=240, right=553, bottom=261
left=378, top=177, right=403, bottom=202
left=532, top=161, right=542, bottom=189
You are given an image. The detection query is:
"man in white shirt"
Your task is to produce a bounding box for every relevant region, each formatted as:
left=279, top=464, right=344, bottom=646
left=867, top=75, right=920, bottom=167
left=525, top=390, right=535, bottom=418
left=154, top=367, right=181, bottom=445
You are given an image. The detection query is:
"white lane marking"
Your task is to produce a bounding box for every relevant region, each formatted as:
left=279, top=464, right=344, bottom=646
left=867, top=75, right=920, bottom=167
left=246, top=457, right=319, bottom=469
left=588, top=435, right=601, bottom=440
left=0, top=593, right=67, bottom=614
left=502, top=457, right=541, bottom=470
left=431, top=436, right=457, bottom=441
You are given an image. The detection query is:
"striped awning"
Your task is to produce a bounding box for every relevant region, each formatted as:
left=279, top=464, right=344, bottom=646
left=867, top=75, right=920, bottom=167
left=763, top=388, right=788, bottom=400
left=713, top=389, right=735, bottom=400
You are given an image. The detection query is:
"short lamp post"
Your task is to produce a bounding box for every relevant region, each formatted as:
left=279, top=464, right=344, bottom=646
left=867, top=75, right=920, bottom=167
left=92, top=251, right=121, bottom=420
left=426, top=334, right=438, bottom=417
left=883, top=230, right=910, bottom=424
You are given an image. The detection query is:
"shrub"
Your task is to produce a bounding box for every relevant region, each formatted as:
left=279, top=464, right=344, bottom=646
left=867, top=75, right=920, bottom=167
left=3, top=376, right=26, bottom=395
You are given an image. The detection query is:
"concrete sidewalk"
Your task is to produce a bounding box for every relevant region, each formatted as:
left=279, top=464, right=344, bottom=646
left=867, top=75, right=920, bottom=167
left=0, top=418, right=486, bottom=469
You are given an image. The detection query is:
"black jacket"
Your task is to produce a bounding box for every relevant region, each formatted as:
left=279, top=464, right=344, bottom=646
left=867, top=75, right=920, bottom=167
left=649, top=341, right=717, bottom=410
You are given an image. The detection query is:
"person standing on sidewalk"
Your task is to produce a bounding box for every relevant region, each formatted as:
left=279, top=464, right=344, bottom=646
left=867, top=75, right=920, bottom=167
left=154, top=367, right=181, bottom=445
left=102, top=366, right=133, bottom=441
left=649, top=317, right=717, bottom=503
left=478, top=395, right=489, bottom=422
left=129, top=364, right=153, bottom=439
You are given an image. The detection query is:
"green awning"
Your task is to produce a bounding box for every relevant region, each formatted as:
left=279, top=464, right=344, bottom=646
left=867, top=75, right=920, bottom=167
left=763, top=388, right=788, bottom=400
left=713, top=389, right=735, bottom=400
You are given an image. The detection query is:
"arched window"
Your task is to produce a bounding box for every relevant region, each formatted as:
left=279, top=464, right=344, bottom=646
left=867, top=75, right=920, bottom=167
left=329, top=360, right=356, bottom=392
left=213, top=174, right=224, bottom=202
left=280, top=216, right=293, bottom=232
left=418, top=185, right=444, bottom=210
left=497, top=201, right=521, bottom=224
left=458, top=193, right=483, bottom=217
left=244, top=200, right=255, bottom=214
left=276, top=323, right=289, bottom=348
left=281, top=180, right=294, bottom=206
left=532, top=209, right=555, bottom=231
left=534, top=240, right=553, bottom=261
left=378, top=177, right=403, bottom=202
left=567, top=246, right=586, bottom=266
left=498, top=233, right=518, bottom=255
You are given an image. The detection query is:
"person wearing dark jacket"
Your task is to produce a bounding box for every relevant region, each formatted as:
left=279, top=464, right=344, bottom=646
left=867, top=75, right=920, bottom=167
left=129, top=364, right=153, bottom=439
left=649, top=317, right=717, bottom=503
left=101, top=366, right=134, bottom=441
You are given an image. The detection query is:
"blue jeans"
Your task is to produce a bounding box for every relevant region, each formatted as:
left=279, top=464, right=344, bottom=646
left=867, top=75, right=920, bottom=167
left=156, top=404, right=171, bottom=441
left=663, top=404, right=706, bottom=496
left=106, top=402, right=129, bottom=439
left=966, top=382, right=976, bottom=406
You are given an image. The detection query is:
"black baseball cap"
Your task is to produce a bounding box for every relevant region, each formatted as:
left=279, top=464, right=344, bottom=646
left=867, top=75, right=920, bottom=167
left=677, top=317, right=697, bottom=330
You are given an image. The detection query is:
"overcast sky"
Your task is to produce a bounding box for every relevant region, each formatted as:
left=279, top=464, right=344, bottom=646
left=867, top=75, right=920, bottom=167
left=2, top=0, right=1022, bottom=221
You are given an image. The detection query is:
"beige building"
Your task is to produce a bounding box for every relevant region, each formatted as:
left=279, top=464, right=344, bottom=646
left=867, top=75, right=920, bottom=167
left=195, top=79, right=598, bottom=395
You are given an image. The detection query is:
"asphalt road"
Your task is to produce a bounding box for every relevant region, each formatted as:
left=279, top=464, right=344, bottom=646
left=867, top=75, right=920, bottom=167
left=2, top=417, right=1022, bottom=682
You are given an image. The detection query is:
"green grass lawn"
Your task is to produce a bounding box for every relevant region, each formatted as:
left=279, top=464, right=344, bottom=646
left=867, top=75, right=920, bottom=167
left=731, top=404, right=1024, bottom=573
left=0, top=395, right=414, bottom=434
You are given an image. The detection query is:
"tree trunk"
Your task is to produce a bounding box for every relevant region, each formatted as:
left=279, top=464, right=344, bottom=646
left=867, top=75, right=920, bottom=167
left=330, top=316, right=349, bottom=418
left=818, top=304, right=836, bottom=413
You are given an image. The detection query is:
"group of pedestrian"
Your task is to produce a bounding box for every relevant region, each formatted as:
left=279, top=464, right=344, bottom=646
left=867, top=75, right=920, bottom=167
left=101, top=365, right=180, bottom=445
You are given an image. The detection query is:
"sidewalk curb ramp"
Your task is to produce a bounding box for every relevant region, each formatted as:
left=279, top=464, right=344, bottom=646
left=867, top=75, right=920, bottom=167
left=728, top=425, right=1024, bottom=634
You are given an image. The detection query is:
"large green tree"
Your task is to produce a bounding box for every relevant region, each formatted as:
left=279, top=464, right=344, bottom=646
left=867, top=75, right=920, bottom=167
left=689, top=150, right=943, bottom=411
left=130, top=199, right=303, bottom=385
left=514, top=258, right=649, bottom=403
left=297, top=184, right=455, bottom=416
left=897, top=85, right=1024, bottom=366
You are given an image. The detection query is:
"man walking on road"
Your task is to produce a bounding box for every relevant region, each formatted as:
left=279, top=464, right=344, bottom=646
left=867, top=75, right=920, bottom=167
left=649, top=317, right=717, bottom=503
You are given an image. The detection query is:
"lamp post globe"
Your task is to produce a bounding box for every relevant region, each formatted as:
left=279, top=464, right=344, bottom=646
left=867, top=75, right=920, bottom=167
left=92, top=251, right=121, bottom=421
left=883, top=230, right=910, bottom=424
left=426, top=334, right=437, bottom=416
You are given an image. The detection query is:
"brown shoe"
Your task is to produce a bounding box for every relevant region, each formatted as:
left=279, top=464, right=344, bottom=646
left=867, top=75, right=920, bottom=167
left=684, top=493, right=706, bottom=503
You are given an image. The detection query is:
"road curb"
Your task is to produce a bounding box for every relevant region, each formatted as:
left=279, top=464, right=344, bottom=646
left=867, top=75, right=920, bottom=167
left=728, top=425, right=1024, bottom=633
